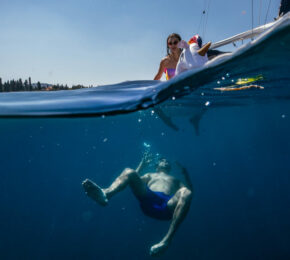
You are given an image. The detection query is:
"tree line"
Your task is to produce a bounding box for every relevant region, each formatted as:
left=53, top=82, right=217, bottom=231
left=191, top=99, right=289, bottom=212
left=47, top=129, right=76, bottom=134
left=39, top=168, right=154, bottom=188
left=0, top=77, right=88, bottom=92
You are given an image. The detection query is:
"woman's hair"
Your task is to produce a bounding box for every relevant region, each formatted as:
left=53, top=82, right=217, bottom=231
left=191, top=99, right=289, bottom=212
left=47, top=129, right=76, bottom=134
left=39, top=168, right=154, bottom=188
left=166, top=33, right=182, bottom=55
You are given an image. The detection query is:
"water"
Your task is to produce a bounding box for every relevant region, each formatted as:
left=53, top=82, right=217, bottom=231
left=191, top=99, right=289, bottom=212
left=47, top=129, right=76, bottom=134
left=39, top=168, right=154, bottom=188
left=0, top=18, right=289, bottom=260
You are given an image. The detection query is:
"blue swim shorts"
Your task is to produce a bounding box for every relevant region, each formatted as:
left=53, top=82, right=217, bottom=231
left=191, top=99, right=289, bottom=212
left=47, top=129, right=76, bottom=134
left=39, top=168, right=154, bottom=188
left=139, top=187, right=173, bottom=221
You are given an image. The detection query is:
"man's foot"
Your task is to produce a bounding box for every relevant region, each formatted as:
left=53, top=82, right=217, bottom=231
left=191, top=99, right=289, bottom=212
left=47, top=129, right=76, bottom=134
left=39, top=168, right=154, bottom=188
left=150, top=241, right=169, bottom=257
left=82, top=179, right=108, bottom=206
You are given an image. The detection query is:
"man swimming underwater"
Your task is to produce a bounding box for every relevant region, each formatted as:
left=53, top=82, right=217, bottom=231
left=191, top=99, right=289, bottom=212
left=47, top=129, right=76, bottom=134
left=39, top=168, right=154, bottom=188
left=82, top=155, right=193, bottom=256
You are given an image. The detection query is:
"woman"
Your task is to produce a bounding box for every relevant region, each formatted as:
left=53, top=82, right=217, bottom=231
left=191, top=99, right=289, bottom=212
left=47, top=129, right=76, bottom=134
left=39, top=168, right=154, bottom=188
left=153, top=33, right=182, bottom=132
left=154, top=33, right=182, bottom=80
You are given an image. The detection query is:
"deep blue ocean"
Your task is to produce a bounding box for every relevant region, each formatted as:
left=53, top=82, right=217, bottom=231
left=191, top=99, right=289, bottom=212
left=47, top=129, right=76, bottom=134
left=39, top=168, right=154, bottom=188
left=0, top=19, right=289, bottom=260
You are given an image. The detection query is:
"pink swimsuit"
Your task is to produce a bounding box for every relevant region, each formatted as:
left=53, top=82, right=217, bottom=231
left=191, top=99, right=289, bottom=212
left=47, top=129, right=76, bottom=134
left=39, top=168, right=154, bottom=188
left=164, top=68, right=176, bottom=80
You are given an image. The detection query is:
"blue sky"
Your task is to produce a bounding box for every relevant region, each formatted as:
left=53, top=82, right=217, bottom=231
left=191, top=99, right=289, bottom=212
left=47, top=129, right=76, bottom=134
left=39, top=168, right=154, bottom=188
left=0, top=0, right=281, bottom=86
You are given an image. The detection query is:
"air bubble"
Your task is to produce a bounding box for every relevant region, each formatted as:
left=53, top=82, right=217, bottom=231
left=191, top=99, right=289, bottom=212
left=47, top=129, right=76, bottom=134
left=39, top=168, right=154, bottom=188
left=143, top=142, right=151, bottom=148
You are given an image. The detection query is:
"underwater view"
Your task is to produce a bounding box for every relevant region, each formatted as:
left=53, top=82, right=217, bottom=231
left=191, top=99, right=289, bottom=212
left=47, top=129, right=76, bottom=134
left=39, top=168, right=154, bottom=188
left=0, top=7, right=290, bottom=260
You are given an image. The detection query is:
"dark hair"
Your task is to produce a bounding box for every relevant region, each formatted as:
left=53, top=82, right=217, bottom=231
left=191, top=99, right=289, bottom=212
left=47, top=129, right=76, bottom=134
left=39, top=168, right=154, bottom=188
left=156, top=158, right=171, bottom=172
left=166, top=33, right=182, bottom=55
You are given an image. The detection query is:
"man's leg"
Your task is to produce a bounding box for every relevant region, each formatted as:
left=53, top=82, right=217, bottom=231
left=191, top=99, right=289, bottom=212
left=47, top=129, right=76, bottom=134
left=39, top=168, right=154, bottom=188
left=82, top=168, right=147, bottom=205
left=150, top=187, right=192, bottom=256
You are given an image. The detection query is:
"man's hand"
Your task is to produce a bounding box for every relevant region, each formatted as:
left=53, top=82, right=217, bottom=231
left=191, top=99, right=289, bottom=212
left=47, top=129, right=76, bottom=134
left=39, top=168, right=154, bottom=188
left=136, top=152, right=153, bottom=174
left=142, top=151, right=154, bottom=165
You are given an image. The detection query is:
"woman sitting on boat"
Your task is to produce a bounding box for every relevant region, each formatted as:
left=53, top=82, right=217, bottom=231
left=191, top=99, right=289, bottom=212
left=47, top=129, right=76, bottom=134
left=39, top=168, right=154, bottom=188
left=154, top=33, right=182, bottom=80
left=154, top=33, right=218, bottom=80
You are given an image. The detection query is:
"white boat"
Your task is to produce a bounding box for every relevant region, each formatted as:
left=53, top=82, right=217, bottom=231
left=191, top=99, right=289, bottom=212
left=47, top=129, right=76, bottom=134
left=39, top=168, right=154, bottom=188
left=210, top=12, right=289, bottom=50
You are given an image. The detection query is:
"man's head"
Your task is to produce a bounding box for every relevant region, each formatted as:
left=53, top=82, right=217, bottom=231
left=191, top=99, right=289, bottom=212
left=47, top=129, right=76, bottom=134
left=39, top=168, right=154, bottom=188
left=156, top=158, right=171, bottom=173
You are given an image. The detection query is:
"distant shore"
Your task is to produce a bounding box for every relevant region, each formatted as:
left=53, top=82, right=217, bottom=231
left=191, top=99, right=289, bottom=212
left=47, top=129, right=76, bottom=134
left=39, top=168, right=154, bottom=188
left=0, top=77, right=90, bottom=92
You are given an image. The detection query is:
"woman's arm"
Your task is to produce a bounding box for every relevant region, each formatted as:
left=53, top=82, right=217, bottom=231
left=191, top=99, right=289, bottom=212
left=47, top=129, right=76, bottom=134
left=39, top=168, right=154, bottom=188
left=154, top=59, right=166, bottom=80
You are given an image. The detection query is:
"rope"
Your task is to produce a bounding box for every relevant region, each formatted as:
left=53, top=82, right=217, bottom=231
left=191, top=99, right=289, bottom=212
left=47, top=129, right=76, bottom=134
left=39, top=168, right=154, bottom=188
left=197, top=10, right=204, bottom=34
left=196, top=0, right=212, bottom=41
left=197, top=0, right=207, bottom=34
left=203, top=0, right=212, bottom=41
left=264, top=0, right=272, bottom=24
left=251, top=0, right=254, bottom=40
left=259, top=0, right=262, bottom=25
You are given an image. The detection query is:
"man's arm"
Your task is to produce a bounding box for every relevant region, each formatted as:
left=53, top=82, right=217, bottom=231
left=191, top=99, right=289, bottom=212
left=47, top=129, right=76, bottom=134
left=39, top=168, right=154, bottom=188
left=176, top=161, right=193, bottom=191
left=136, top=152, right=153, bottom=175
left=136, top=158, right=145, bottom=174
left=141, top=173, right=151, bottom=185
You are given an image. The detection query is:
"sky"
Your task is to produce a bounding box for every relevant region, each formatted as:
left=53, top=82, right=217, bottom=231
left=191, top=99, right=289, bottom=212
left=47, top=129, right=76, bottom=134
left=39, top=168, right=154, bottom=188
left=0, top=0, right=281, bottom=86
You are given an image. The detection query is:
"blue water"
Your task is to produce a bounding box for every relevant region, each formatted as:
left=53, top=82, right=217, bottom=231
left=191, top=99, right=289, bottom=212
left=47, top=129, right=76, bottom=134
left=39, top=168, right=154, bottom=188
left=0, top=20, right=289, bottom=259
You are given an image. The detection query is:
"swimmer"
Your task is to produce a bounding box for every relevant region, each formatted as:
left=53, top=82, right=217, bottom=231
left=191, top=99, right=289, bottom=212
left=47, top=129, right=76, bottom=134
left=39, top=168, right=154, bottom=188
left=82, top=155, right=193, bottom=257
left=154, top=33, right=182, bottom=80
